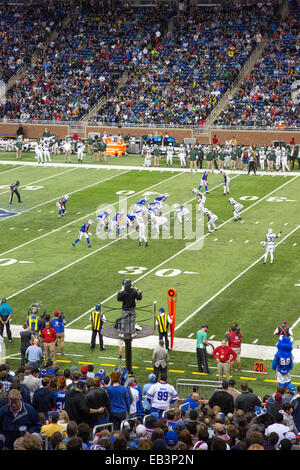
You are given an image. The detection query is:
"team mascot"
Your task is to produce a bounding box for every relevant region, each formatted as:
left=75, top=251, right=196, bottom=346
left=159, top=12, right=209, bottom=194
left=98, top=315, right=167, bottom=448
left=272, top=336, right=294, bottom=388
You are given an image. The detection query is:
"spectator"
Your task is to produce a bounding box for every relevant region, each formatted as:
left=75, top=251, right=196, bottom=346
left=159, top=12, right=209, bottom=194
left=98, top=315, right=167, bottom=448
left=196, top=324, right=210, bottom=374
left=208, top=381, right=235, bottom=416
left=146, top=371, right=178, bottom=418
left=0, top=298, right=13, bottom=343
left=64, top=380, right=104, bottom=425
left=269, top=392, right=284, bottom=418
left=227, top=379, right=241, bottom=403
left=0, top=389, right=41, bottom=449
left=279, top=403, right=298, bottom=434
left=32, top=376, right=56, bottom=418
left=23, top=367, right=41, bottom=401
left=84, top=377, right=111, bottom=427
left=265, top=412, right=290, bottom=445
left=106, top=371, right=130, bottom=430
left=235, top=382, right=262, bottom=413
left=40, top=410, right=67, bottom=438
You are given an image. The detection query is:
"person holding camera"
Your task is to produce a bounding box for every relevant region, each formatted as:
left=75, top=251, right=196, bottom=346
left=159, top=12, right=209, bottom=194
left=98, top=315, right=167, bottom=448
left=117, top=280, right=142, bottom=338
left=225, top=324, right=243, bottom=372
left=51, top=311, right=66, bottom=356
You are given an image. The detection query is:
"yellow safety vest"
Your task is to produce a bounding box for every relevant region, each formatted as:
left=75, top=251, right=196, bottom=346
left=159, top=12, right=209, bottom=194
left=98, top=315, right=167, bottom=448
left=28, top=315, right=39, bottom=331
left=91, top=311, right=103, bottom=331
left=156, top=314, right=168, bottom=333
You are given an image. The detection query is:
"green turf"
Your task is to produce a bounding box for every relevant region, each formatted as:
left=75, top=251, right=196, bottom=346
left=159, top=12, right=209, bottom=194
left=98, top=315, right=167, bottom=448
left=0, top=153, right=299, bottom=400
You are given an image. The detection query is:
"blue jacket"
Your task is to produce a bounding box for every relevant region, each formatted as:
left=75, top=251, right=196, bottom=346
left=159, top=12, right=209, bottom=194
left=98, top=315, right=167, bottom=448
left=106, top=385, right=130, bottom=414
left=0, top=402, right=41, bottom=449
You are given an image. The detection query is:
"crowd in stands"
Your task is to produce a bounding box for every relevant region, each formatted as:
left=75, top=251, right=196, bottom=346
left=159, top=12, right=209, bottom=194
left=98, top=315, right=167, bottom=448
left=0, top=360, right=299, bottom=451
left=1, top=0, right=174, bottom=122
left=214, top=5, right=300, bottom=128
left=0, top=1, right=69, bottom=83
left=92, top=1, right=279, bottom=126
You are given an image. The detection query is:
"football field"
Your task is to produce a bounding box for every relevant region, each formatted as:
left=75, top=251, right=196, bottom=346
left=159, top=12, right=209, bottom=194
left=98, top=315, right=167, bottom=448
left=0, top=154, right=300, bottom=392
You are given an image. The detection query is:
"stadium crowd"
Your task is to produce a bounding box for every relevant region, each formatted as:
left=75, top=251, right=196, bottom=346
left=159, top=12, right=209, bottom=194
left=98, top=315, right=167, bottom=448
left=214, top=6, right=300, bottom=128
left=0, top=352, right=299, bottom=450
left=0, top=1, right=70, bottom=83
left=93, top=1, right=279, bottom=125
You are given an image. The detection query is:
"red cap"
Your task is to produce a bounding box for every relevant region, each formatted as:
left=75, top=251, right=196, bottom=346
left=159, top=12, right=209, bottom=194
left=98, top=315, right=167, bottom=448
left=81, top=366, right=88, bottom=373
left=54, top=311, right=60, bottom=316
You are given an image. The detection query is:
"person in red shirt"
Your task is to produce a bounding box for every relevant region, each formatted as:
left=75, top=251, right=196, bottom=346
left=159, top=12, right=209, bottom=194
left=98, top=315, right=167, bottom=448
left=225, top=324, right=242, bottom=372
left=213, top=339, right=237, bottom=384
left=212, top=135, right=218, bottom=146
left=41, top=321, right=57, bottom=365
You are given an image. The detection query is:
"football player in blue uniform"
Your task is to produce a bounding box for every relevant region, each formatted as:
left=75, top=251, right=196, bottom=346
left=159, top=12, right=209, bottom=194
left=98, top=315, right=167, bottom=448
left=155, top=193, right=169, bottom=207
left=135, top=197, right=149, bottom=211
left=126, top=212, right=137, bottom=228
left=107, top=209, right=125, bottom=237
left=72, top=219, right=93, bottom=247
left=96, top=209, right=112, bottom=232
left=198, top=171, right=209, bottom=193
left=56, top=195, right=69, bottom=218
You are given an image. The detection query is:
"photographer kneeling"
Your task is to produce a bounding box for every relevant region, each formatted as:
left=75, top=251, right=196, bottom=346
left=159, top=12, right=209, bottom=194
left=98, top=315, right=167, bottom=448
left=51, top=310, right=66, bottom=356
left=117, top=280, right=142, bottom=338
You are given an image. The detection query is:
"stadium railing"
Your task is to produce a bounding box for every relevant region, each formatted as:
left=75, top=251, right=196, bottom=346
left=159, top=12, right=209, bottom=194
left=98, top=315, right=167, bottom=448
left=92, top=422, right=114, bottom=440
left=176, top=378, right=221, bottom=400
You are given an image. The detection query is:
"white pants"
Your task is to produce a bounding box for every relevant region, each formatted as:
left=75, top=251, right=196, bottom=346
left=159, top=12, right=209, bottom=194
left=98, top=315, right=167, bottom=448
left=260, top=159, right=265, bottom=171
left=43, top=151, right=52, bottom=163
left=166, top=153, right=173, bottom=165
left=179, top=155, right=186, bottom=167
left=144, top=156, right=151, bottom=167
left=233, top=203, right=243, bottom=219
left=208, top=215, right=218, bottom=231
left=36, top=151, right=43, bottom=163
left=152, top=216, right=168, bottom=235
left=224, top=181, right=230, bottom=193
left=276, top=158, right=281, bottom=170
left=282, top=157, right=290, bottom=171
left=138, top=222, right=147, bottom=242
left=225, top=156, right=230, bottom=168
left=176, top=208, right=190, bottom=224
left=78, top=150, right=84, bottom=161
left=78, top=231, right=89, bottom=240
left=264, top=244, right=275, bottom=263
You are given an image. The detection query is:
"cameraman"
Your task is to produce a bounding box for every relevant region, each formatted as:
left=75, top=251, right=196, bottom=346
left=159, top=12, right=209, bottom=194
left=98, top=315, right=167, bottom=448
left=117, top=280, right=142, bottom=338
left=51, top=311, right=66, bottom=356
left=225, top=324, right=242, bottom=372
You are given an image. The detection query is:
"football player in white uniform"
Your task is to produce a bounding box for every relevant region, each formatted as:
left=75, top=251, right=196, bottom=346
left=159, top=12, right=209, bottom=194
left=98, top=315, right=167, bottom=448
left=203, top=208, right=218, bottom=233
left=135, top=208, right=149, bottom=247
left=146, top=372, right=178, bottom=415
left=143, top=145, right=152, bottom=167
left=166, top=144, right=174, bottom=167
left=281, top=147, right=290, bottom=172
left=173, top=204, right=190, bottom=224
left=229, top=197, right=243, bottom=221
left=150, top=211, right=168, bottom=237
left=77, top=140, right=85, bottom=162
left=259, top=148, right=266, bottom=171
left=42, top=138, right=52, bottom=163
left=275, top=146, right=282, bottom=171
left=178, top=144, right=186, bottom=168
left=263, top=228, right=282, bottom=264
left=193, top=188, right=206, bottom=213
left=35, top=140, right=43, bottom=164
left=221, top=171, right=230, bottom=195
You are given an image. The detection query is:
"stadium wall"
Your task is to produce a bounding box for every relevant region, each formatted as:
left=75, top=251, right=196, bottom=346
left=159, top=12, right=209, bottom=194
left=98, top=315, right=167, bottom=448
left=0, top=123, right=299, bottom=145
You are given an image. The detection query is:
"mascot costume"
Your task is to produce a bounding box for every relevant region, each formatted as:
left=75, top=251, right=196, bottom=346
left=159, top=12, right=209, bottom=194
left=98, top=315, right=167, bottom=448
left=272, top=336, right=294, bottom=388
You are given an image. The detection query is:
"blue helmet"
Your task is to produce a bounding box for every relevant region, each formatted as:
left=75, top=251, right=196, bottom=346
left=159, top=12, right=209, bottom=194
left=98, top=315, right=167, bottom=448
left=148, top=374, right=156, bottom=383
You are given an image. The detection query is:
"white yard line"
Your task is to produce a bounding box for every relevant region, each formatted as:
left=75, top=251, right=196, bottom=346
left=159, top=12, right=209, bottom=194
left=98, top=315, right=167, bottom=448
left=0, top=168, right=130, bottom=223
left=0, top=170, right=183, bottom=258
left=0, top=165, right=26, bottom=177
left=66, top=174, right=299, bottom=327
left=0, top=167, right=78, bottom=196
left=175, top=224, right=300, bottom=331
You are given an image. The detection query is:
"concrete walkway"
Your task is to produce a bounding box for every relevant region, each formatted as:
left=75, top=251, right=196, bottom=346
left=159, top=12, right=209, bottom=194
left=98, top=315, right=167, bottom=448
left=10, top=325, right=300, bottom=363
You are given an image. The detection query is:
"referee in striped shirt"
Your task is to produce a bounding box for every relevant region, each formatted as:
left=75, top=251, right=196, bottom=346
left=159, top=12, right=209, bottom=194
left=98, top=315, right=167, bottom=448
left=9, top=180, right=22, bottom=204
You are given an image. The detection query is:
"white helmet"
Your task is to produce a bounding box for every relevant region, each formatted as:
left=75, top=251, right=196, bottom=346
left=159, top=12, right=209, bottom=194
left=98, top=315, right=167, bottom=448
left=268, top=228, right=273, bottom=234
left=64, top=194, right=69, bottom=200
left=192, top=188, right=198, bottom=194
left=203, top=208, right=209, bottom=215
left=106, top=208, right=112, bottom=214
left=88, top=219, right=93, bottom=225
left=164, top=193, right=169, bottom=198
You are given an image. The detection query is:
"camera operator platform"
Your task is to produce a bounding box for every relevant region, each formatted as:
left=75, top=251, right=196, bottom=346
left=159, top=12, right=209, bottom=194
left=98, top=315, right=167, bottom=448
left=101, top=280, right=156, bottom=374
